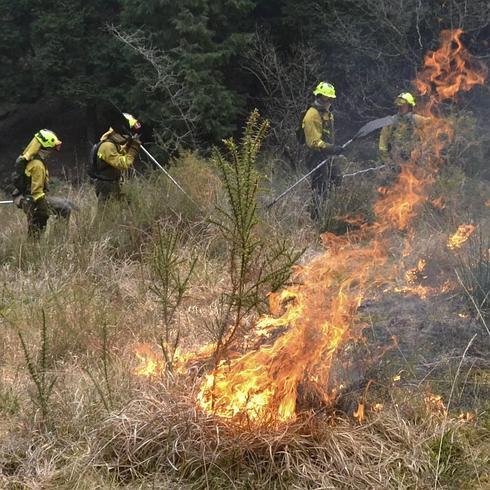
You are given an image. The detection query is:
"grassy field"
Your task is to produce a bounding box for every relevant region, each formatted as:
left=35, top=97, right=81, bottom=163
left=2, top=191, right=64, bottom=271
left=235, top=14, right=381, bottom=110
left=0, top=144, right=489, bottom=488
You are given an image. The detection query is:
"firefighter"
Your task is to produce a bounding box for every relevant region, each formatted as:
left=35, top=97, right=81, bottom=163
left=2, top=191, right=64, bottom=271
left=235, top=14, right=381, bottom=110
left=91, top=113, right=141, bottom=201
left=301, top=82, right=344, bottom=218
left=379, top=92, right=429, bottom=167
left=12, top=129, right=71, bottom=238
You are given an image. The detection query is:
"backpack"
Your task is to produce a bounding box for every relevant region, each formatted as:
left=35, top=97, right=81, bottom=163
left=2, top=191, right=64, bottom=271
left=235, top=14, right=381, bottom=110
left=296, top=109, right=308, bottom=145
left=88, top=141, right=104, bottom=179
left=11, top=157, right=30, bottom=194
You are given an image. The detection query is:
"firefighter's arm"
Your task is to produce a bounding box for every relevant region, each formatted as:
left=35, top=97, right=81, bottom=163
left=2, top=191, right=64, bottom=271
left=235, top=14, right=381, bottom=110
left=379, top=125, right=393, bottom=160
left=303, top=110, right=331, bottom=150
left=26, top=160, right=47, bottom=201
left=98, top=141, right=136, bottom=171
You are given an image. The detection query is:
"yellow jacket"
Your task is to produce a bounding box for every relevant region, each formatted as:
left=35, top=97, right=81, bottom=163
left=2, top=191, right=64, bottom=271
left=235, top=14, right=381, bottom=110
left=302, top=107, right=335, bottom=150
left=97, top=130, right=138, bottom=171
left=19, top=137, right=48, bottom=201
left=21, top=137, right=42, bottom=161
left=379, top=113, right=429, bottom=159
left=25, top=159, right=48, bottom=201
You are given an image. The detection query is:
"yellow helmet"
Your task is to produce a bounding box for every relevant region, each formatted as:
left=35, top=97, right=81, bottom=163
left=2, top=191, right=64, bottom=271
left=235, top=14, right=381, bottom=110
left=123, top=112, right=141, bottom=130
left=313, top=81, right=336, bottom=98
left=395, top=92, right=416, bottom=107
left=34, top=129, right=62, bottom=151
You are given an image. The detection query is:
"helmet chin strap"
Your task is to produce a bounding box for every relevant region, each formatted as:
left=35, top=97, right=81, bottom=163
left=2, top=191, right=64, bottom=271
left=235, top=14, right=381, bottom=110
left=38, top=148, right=53, bottom=159
left=314, top=98, right=331, bottom=112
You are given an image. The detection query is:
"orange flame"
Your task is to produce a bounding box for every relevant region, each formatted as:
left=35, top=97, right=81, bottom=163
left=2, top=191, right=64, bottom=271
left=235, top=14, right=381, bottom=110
left=197, top=244, right=386, bottom=422
left=447, top=224, right=476, bottom=250
left=353, top=402, right=365, bottom=423
left=415, top=29, right=487, bottom=108
left=134, top=344, right=164, bottom=378
left=134, top=342, right=216, bottom=378
left=424, top=393, right=446, bottom=414
left=194, top=30, right=486, bottom=425
left=136, top=30, right=486, bottom=425
left=405, top=259, right=427, bottom=284
left=458, top=411, right=475, bottom=422
left=431, top=197, right=445, bottom=209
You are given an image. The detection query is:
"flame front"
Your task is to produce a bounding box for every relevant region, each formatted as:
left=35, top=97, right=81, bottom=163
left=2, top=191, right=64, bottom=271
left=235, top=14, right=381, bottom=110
left=198, top=240, right=386, bottom=422
left=132, top=30, right=486, bottom=425
left=195, top=30, right=486, bottom=424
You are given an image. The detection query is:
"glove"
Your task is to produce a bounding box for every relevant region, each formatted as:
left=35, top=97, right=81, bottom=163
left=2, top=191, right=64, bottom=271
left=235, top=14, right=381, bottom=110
left=130, top=134, right=141, bottom=148
left=20, top=195, right=35, bottom=212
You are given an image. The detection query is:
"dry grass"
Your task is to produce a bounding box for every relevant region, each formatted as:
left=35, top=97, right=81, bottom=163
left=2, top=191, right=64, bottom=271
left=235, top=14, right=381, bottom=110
left=90, top=383, right=462, bottom=489
left=0, top=155, right=489, bottom=488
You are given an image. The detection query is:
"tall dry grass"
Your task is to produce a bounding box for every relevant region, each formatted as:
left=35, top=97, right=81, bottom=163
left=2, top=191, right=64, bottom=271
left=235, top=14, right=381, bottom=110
left=0, top=150, right=489, bottom=488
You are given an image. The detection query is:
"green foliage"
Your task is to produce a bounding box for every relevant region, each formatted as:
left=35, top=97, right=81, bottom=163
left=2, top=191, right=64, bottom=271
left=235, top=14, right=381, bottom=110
left=84, top=323, right=114, bottom=412
left=0, top=385, right=19, bottom=416
left=210, top=110, right=302, bottom=360
left=456, top=233, right=490, bottom=321
left=0, top=0, right=123, bottom=105
left=17, top=310, right=57, bottom=425
left=0, top=0, right=35, bottom=101
left=119, top=0, right=257, bottom=147
left=1, top=0, right=488, bottom=161
left=429, top=429, right=466, bottom=484
left=148, top=225, right=197, bottom=371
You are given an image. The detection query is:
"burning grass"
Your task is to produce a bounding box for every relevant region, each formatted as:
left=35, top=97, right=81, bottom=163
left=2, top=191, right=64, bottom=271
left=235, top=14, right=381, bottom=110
left=0, top=28, right=489, bottom=490
left=91, top=380, right=488, bottom=489
left=178, top=29, right=489, bottom=427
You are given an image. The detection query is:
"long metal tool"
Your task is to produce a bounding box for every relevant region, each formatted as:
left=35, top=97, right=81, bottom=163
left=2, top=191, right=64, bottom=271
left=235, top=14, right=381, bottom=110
left=267, top=115, right=395, bottom=209
left=266, top=158, right=330, bottom=209
left=343, top=165, right=386, bottom=178
left=1, top=198, right=79, bottom=209
left=140, top=145, right=200, bottom=208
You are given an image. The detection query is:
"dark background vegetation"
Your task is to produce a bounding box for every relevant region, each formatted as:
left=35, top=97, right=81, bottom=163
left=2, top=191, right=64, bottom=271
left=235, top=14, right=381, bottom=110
left=0, top=0, right=488, bottom=183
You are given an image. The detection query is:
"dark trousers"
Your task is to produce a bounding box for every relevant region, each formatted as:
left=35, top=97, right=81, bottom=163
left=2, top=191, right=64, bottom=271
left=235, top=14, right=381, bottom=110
left=23, top=196, right=72, bottom=238
left=306, top=151, right=342, bottom=196
left=26, top=207, right=49, bottom=238
left=94, top=180, right=122, bottom=202
left=306, top=151, right=342, bottom=219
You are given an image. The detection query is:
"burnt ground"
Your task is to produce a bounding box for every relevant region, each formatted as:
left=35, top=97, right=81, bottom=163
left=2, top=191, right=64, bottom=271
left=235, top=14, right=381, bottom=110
left=336, top=291, right=490, bottom=414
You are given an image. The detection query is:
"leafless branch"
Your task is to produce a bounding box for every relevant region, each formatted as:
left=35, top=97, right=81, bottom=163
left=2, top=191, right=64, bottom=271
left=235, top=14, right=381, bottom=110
left=108, top=25, right=199, bottom=154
